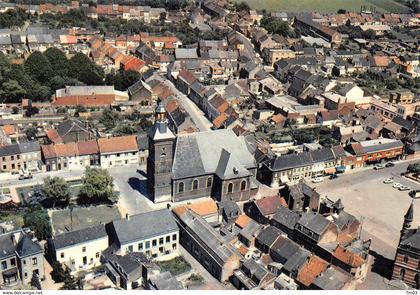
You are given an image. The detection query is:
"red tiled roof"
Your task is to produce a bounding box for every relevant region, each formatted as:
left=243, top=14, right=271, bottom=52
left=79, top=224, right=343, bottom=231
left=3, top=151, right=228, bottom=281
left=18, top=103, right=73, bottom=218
left=297, top=256, right=329, bottom=287
left=333, top=246, right=365, bottom=268
left=213, top=113, right=228, bottom=128
left=98, top=135, right=138, bottom=154
left=46, top=129, right=62, bottom=144
left=178, top=69, right=197, bottom=85
left=255, top=195, right=283, bottom=216
left=2, top=125, right=15, bottom=136
left=235, top=214, right=252, bottom=229
left=53, top=95, right=115, bottom=107
left=77, top=140, right=99, bottom=155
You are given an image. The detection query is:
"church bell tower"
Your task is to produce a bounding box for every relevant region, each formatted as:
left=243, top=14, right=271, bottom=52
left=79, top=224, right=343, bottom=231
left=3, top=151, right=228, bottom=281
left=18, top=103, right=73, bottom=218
left=147, top=103, right=175, bottom=203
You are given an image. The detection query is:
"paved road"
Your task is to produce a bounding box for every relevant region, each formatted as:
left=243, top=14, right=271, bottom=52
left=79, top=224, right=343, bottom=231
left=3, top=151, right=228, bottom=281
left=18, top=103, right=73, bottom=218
left=160, top=77, right=212, bottom=132
left=313, top=158, right=420, bottom=259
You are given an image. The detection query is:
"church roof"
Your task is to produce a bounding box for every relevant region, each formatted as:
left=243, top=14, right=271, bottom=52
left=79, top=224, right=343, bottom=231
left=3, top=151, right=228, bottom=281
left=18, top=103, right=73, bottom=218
left=172, top=129, right=256, bottom=179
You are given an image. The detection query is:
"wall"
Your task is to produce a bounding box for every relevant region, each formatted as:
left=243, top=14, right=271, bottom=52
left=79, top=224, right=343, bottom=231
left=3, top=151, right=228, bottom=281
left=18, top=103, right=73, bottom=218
left=100, top=151, right=139, bottom=168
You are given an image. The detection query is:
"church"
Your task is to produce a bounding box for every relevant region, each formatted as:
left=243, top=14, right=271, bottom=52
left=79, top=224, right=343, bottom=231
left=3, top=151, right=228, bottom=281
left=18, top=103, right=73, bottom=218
left=391, top=201, right=419, bottom=288
left=147, top=103, right=258, bottom=203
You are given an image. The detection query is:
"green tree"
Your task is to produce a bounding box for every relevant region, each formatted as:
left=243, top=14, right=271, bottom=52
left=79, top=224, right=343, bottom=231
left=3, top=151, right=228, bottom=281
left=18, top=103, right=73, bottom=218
left=234, top=1, right=250, bottom=12
left=60, top=271, right=79, bottom=290
left=25, top=127, right=38, bottom=140
left=78, top=167, right=118, bottom=204
left=44, top=47, right=69, bottom=77
left=31, top=272, right=42, bottom=290
left=260, top=16, right=290, bottom=36
left=50, top=261, right=69, bottom=283
left=24, top=51, right=53, bottom=83
left=113, top=125, right=137, bottom=136
left=0, top=80, right=25, bottom=102
left=99, top=108, right=119, bottom=130
left=69, top=53, right=104, bottom=85
left=24, top=206, right=52, bottom=240
left=42, top=176, right=71, bottom=208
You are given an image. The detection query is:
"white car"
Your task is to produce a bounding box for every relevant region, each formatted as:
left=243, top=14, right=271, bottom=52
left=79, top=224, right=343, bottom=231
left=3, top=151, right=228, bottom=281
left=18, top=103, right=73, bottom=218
left=312, top=177, right=324, bottom=183
left=383, top=178, right=393, bottom=184
left=399, top=186, right=411, bottom=191
left=374, top=164, right=385, bottom=170
left=393, top=183, right=403, bottom=189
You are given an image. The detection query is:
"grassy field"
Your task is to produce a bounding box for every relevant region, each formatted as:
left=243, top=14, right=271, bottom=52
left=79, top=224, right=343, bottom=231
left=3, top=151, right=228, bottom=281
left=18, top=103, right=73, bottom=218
left=236, top=0, right=411, bottom=13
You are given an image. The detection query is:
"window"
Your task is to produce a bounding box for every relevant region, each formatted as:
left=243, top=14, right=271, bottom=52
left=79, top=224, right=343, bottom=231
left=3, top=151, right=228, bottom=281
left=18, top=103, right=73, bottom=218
left=178, top=182, right=184, bottom=193
left=145, top=241, right=150, bottom=249
left=24, top=272, right=27, bottom=278
left=227, top=182, right=233, bottom=193
left=138, top=243, right=143, bottom=251
left=166, top=236, right=170, bottom=243
left=10, top=258, right=15, bottom=266
left=96, top=252, right=100, bottom=259
left=192, top=179, right=199, bottom=190
left=206, top=177, right=212, bottom=188
left=1, top=261, right=7, bottom=270
left=159, top=247, right=164, bottom=253
left=128, top=245, right=133, bottom=252
left=172, top=243, right=177, bottom=250
left=400, top=268, right=405, bottom=279
left=32, top=258, right=37, bottom=266
left=60, top=253, right=64, bottom=259
left=152, top=239, right=157, bottom=247
left=403, top=256, right=408, bottom=263
left=240, top=180, right=246, bottom=191
left=172, top=234, right=177, bottom=241
left=82, top=247, right=86, bottom=252
left=159, top=238, right=164, bottom=245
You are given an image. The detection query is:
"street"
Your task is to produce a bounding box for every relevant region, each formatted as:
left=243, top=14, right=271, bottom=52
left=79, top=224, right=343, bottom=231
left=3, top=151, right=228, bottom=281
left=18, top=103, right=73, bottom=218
left=160, top=77, right=212, bottom=132
left=312, top=159, right=420, bottom=259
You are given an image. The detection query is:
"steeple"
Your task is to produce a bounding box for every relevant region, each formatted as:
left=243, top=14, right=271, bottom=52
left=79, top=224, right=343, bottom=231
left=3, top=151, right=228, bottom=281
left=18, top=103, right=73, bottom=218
left=403, top=200, right=414, bottom=230
left=148, top=102, right=175, bottom=141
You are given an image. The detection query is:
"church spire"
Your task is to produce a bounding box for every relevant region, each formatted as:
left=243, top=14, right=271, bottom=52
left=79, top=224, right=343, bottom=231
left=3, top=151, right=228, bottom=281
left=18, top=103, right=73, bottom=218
left=401, top=200, right=414, bottom=237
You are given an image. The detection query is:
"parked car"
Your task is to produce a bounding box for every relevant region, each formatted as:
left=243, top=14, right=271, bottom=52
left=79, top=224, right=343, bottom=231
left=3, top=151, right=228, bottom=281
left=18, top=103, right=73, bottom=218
left=399, top=186, right=411, bottom=191
left=393, top=183, right=403, bottom=188
left=385, top=162, right=395, bottom=168
left=409, top=190, right=420, bottom=198
left=329, top=174, right=339, bottom=180
left=312, top=177, right=324, bottom=183
left=374, top=164, right=385, bottom=170
left=383, top=178, right=393, bottom=184
left=18, top=172, right=33, bottom=180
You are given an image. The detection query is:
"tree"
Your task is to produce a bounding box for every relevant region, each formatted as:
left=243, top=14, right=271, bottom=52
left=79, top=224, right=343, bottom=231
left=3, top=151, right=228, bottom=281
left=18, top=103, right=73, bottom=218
left=78, top=167, right=118, bottom=204
left=260, top=16, right=290, bottom=36
left=74, top=105, right=87, bottom=117
left=50, top=261, right=69, bottom=283
left=44, top=47, right=69, bottom=77
left=31, top=272, right=42, bottom=290
left=113, top=125, right=137, bottom=136
left=234, top=1, right=250, bottom=12
left=60, top=272, right=79, bottom=290
left=0, top=80, right=25, bottom=102
left=24, top=51, right=53, bottom=83
left=25, top=106, right=39, bottom=117
left=99, top=108, right=119, bottom=130
left=25, top=127, right=38, bottom=140
left=337, top=9, right=347, bottom=14
left=69, top=53, right=104, bottom=85
left=362, top=29, right=376, bottom=40
left=42, top=176, right=71, bottom=208
left=23, top=206, right=52, bottom=240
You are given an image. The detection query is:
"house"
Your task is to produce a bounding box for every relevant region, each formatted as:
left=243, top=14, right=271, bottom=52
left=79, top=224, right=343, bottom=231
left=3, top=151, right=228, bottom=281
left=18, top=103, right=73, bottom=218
left=312, top=266, right=354, bottom=290
left=0, top=141, right=41, bottom=173
left=293, top=212, right=338, bottom=252
left=176, top=69, right=197, bottom=95
left=285, top=182, right=320, bottom=213
left=255, top=226, right=284, bottom=254
left=270, top=206, right=301, bottom=237
left=42, top=140, right=100, bottom=171
left=127, top=80, right=153, bottom=106
left=296, top=256, right=329, bottom=289
left=244, top=196, right=286, bottom=224
left=98, top=135, right=139, bottom=168
left=232, top=258, right=276, bottom=290
left=0, top=229, right=45, bottom=287
left=172, top=207, right=241, bottom=282
left=46, top=119, right=96, bottom=144
left=47, top=224, right=108, bottom=273
left=53, top=86, right=129, bottom=107
left=106, top=209, right=179, bottom=260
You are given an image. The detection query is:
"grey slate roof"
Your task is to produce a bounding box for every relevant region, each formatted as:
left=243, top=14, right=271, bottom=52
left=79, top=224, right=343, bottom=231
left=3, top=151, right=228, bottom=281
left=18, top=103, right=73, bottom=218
left=257, top=226, right=283, bottom=247
left=16, top=234, right=43, bottom=257
left=401, top=228, right=420, bottom=251
left=52, top=224, right=107, bottom=250
left=272, top=206, right=300, bottom=231
left=215, top=149, right=251, bottom=180
left=0, top=231, right=19, bottom=259
left=297, top=212, right=332, bottom=236
left=313, top=267, right=351, bottom=290
left=269, top=148, right=336, bottom=172
left=110, top=209, right=178, bottom=245
left=173, top=129, right=256, bottom=179
left=0, top=141, right=40, bottom=157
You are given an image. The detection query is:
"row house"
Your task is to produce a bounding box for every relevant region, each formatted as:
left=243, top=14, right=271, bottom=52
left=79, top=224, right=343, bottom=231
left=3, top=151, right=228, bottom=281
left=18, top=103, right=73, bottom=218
left=259, top=147, right=338, bottom=188
left=0, top=141, right=41, bottom=173
left=345, top=138, right=404, bottom=165
left=98, top=135, right=139, bottom=169
left=41, top=140, right=100, bottom=172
